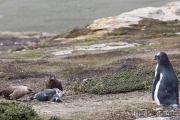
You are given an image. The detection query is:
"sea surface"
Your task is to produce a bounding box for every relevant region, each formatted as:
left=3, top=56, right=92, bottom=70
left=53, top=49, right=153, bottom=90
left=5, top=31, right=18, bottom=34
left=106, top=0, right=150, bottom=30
left=0, top=0, right=177, bottom=34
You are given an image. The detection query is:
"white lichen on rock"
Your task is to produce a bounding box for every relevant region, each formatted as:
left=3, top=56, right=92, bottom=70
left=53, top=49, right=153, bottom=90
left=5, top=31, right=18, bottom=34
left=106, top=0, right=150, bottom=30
left=87, top=1, right=180, bottom=35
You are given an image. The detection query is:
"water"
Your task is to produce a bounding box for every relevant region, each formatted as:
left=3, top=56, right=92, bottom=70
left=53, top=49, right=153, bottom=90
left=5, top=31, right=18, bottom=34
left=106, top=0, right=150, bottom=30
left=0, top=0, right=177, bottom=34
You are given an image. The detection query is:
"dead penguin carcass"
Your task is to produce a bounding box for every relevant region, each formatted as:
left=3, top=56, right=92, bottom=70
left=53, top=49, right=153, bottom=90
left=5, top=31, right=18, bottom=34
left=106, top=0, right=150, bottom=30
left=33, top=88, right=63, bottom=102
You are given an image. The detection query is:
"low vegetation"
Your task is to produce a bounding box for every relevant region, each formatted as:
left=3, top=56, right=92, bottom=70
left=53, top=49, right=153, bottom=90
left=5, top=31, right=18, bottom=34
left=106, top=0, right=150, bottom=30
left=108, top=18, right=180, bottom=38
left=56, top=18, right=180, bottom=40
left=59, top=26, right=91, bottom=38
left=0, top=102, right=66, bottom=120
left=78, top=67, right=154, bottom=94
left=0, top=102, right=41, bottom=120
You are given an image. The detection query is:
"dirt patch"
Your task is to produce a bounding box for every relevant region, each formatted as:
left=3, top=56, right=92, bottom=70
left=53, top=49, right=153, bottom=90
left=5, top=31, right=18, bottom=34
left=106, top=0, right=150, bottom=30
left=31, top=91, right=151, bottom=120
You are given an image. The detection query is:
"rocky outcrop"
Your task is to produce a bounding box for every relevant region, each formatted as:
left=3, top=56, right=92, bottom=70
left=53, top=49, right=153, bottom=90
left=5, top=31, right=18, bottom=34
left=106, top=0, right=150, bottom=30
left=87, top=1, right=180, bottom=36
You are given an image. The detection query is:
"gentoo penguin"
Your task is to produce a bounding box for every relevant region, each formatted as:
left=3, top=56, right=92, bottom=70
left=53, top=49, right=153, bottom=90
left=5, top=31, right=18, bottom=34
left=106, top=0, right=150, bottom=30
left=52, top=93, right=62, bottom=102
left=152, top=52, right=179, bottom=107
left=46, top=74, right=63, bottom=91
left=0, top=85, right=33, bottom=100
left=32, top=88, right=63, bottom=102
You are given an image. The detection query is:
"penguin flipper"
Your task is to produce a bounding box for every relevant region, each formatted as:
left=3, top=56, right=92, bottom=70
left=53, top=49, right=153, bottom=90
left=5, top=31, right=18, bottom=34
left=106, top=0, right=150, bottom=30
left=0, top=89, right=3, bottom=96
left=152, top=73, right=160, bottom=100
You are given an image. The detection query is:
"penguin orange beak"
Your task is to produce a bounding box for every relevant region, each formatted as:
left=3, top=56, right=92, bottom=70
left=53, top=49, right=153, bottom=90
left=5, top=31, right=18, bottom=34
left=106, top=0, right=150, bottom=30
left=151, top=57, right=155, bottom=60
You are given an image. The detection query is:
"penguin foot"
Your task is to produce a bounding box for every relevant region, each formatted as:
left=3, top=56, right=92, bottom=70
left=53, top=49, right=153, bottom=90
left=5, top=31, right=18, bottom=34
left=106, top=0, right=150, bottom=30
left=150, top=101, right=157, bottom=104
left=171, top=104, right=180, bottom=109
left=155, top=107, right=163, bottom=111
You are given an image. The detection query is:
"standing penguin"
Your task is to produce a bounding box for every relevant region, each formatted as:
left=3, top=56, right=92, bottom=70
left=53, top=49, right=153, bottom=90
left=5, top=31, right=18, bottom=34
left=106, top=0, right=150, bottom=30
left=152, top=52, right=179, bottom=107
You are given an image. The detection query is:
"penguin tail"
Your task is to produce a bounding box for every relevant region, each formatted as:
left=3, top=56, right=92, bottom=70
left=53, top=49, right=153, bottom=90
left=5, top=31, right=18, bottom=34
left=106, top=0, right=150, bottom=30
left=29, top=96, right=34, bottom=100
left=16, top=99, right=30, bottom=102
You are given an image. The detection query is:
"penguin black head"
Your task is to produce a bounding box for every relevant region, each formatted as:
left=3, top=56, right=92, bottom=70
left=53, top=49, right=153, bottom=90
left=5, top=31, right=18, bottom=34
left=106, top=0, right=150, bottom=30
left=152, top=52, right=169, bottom=63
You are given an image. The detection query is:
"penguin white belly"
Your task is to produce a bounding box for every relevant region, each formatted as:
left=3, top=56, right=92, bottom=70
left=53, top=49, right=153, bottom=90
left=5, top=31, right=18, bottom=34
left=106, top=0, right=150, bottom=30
left=154, top=73, right=163, bottom=105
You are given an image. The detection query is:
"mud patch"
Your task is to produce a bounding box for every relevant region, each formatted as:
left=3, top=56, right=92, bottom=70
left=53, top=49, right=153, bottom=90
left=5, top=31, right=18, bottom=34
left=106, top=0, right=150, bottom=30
left=0, top=37, right=43, bottom=52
